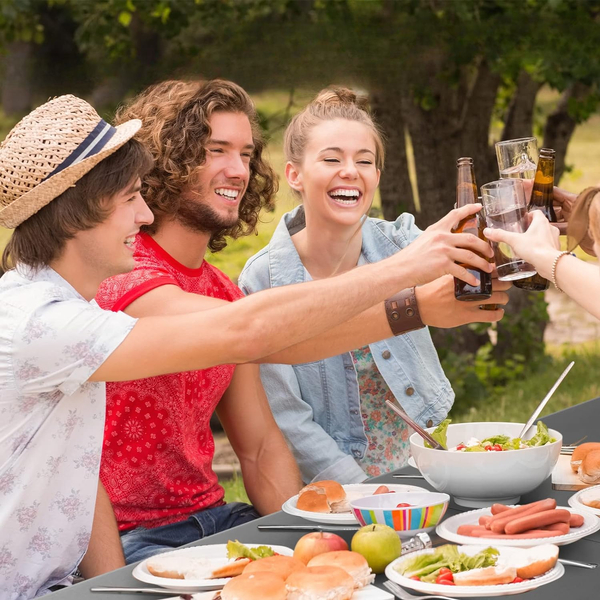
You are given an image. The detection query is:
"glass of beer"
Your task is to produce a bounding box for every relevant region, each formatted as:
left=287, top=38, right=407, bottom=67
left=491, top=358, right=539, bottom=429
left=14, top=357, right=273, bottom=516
left=480, top=179, right=537, bottom=282
left=495, top=137, right=538, bottom=179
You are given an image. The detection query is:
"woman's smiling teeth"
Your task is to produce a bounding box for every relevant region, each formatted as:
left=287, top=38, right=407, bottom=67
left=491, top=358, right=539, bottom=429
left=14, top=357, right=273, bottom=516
left=215, top=187, right=240, bottom=200
left=124, top=236, right=136, bottom=248
left=328, top=188, right=361, bottom=205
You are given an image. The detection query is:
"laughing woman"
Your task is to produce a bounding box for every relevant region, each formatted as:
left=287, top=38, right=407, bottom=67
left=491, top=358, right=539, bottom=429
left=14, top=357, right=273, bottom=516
left=238, top=88, right=507, bottom=483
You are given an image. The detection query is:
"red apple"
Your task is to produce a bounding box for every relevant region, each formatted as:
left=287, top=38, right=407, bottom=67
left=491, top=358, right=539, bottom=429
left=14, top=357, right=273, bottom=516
left=293, top=532, right=349, bottom=564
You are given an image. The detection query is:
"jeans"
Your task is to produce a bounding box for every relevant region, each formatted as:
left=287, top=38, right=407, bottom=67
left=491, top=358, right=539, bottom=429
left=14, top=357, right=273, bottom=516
left=120, top=502, right=260, bottom=564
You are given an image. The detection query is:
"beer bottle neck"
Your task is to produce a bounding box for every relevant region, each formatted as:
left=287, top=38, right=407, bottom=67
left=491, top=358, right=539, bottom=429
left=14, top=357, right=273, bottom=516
left=529, top=156, right=556, bottom=217
left=456, top=164, right=478, bottom=207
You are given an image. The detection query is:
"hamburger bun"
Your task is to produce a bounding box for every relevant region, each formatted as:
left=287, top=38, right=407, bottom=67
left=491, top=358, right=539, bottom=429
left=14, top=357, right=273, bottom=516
left=579, top=449, right=600, bottom=484
left=243, top=555, right=306, bottom=580
left=220, top=572, right=287, bottom=600
left=296, top=489, right=331, bottom=513
left=297, top=480, right=347, bottom=513
left=570, top=442, right=600, bottom=473
left=307, top=551, right=374, bottom=588
left=286, top=565, right=354, bottom=600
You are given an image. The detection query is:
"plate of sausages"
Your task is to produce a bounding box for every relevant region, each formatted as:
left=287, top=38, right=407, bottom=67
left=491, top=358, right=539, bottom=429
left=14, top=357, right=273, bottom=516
left=436, top=498, right=600, bottom=547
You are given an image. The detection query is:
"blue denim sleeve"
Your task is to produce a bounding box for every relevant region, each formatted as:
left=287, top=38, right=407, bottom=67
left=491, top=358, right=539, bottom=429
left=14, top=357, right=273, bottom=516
left=259, top=362, right=367, bottom=485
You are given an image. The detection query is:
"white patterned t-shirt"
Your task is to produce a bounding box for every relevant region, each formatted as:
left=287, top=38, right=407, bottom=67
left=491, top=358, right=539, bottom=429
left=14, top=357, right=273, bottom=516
left=0, top=266, right=137, bottom=599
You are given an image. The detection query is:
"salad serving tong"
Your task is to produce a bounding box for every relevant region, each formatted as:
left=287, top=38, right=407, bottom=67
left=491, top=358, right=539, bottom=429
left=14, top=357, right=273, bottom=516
left=385, top=400, right=446, bottom=450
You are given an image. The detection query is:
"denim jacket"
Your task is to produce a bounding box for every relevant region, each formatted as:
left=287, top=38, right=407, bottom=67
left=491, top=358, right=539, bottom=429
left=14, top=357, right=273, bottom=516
left=238, top=206, right=454, bottom=484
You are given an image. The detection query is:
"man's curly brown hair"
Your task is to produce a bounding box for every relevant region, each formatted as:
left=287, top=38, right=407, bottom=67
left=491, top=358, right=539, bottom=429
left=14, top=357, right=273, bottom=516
left=115, top=79, right=278, bottom=252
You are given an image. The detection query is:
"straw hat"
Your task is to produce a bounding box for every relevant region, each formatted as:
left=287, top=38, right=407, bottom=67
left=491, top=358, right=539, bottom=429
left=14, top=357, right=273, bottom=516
left=0, top=94, right=141, bottom=228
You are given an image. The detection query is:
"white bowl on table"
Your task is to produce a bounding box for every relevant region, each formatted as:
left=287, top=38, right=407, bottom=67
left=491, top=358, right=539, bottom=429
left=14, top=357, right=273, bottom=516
left=410, top=421, right=562, bottom=508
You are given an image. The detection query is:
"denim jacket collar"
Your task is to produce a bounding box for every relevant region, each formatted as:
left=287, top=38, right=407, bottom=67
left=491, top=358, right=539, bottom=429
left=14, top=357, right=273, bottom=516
left=268, top=205, right=404, bottom=286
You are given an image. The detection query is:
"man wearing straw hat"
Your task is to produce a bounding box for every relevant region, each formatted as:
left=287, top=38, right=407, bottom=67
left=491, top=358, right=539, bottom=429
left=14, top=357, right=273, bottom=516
left=0, top=94, right=491, bottom=597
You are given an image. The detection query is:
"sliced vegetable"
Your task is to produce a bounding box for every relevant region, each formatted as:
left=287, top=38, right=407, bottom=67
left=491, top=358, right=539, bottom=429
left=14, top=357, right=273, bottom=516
left=226, top=540, right=275, bottom=560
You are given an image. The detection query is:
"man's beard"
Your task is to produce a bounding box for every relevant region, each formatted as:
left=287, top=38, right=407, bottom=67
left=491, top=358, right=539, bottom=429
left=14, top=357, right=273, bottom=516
left=176, top=196, right=239, bottom=234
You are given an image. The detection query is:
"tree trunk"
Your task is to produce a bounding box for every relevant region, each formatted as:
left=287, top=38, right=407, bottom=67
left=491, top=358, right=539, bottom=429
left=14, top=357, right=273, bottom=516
left=370, top=88, right=414, bottom=219
left=1, top=41, right=34, bottom=115
left=501, top=71, right=542, bottom=141
left=400, top=56, right=501, bottom=228
left=543, top=82, right=588, bottom=184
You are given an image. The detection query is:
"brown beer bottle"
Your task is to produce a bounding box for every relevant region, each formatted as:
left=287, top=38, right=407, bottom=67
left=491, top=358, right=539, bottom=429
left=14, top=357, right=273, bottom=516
left=513, top=148, right=557, bottom=291
left=453, top=157, right=493, bottom=302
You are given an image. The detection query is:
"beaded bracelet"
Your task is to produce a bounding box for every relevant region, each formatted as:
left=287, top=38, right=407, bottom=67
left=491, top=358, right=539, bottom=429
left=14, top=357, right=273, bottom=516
left=551, top=251, right=574, bottom=293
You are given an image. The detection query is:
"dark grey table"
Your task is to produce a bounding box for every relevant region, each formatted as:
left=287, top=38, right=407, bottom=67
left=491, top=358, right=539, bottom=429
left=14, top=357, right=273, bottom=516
left=51, top=397, right=600, bottom=599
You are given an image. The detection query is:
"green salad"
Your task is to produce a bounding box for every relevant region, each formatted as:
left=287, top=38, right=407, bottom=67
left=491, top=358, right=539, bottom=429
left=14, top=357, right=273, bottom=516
left=425, top=420, right=556, bottom=452
left=395, top=544, right=499, bottom=583
left=226, top=540, right=275, bottom=560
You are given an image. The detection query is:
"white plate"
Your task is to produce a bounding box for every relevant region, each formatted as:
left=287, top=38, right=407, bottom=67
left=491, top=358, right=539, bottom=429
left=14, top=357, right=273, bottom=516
left=132, top=543, right=293, bottom=592
left=385, top=545, right=565, bottom=597
left=436, top=505, right=600, bottom=547
left=568, top=484, right=600, bottom=517
left=282, top=483, right=428, bottom=525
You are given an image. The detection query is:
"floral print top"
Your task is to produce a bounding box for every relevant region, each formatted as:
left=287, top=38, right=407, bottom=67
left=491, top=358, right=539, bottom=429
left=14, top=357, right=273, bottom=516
left=351, top=346, right=414, bottom=478
left=0, top=266, right=136, bottom=599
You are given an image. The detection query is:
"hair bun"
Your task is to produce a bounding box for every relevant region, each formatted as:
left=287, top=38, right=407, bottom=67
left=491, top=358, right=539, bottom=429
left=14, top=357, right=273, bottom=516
left=313, top=87, right=370, bottom=111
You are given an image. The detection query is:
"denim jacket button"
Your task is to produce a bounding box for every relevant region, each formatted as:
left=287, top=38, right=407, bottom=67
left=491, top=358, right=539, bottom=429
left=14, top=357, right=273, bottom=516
left=382, top=350, right=391, bottom=359
left=405, top=386, right=415, bottom=396
left=426, top=419, right=434, bottom=428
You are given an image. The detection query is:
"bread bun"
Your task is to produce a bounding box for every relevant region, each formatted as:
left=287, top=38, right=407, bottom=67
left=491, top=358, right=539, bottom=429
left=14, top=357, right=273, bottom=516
left=579, top=449, right=600, bottom=483
left=221, top=572, right=287, bottom=600
left=146, top=554, right=186, bottom=579
left=308, top=480, right=346, bottom=504
left=297, top=480, right=346, bottom=513
left=307, top=551, right=374, bottom=589
left=454, top=565, right=516, bottom=586
left=570, top=442, right=600, bottom=472
left=286, top=566, right=354, bottom=600
left=243, top=555, right=305, bottom=580
left=297, top=489, right=331, bottom=513
left=512, top=544, right=559, bottom=579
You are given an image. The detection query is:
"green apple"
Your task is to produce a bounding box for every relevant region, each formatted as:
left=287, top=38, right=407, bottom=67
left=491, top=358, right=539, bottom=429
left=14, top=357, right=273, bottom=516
left=351, top=524, right=402, bottom=574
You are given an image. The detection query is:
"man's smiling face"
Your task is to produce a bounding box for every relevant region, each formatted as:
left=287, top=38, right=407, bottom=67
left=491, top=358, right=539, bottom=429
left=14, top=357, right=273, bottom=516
left=177, top=111, right=254, bottom=233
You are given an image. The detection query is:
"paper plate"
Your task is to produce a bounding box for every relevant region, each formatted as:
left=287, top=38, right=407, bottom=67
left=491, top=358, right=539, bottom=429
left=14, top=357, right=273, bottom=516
left=132, top=543, right=293, bottom=592
left=436, top=505, right=600, bottom=547
left=386, top=545, right=565, bottom=597
left=282, top=483, right=428, bottom=525
left=568, top=484, right=600, bottom=517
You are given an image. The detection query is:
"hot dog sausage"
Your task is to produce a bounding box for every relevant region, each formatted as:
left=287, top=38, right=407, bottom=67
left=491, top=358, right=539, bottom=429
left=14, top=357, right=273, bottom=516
left=570, top=513, right=585, bottom=528
left=541, top=522, right=570, bottom=535
left=490, top=504, right=510, bottom=515
left=477, top=529, right=560, bottom=539
left=479, top=515, right=492, bottom=527
left=489, top=498, right=557, bottom=533
left=504, top=509, right=571, bottom=535
left=457, top=524, right=489, bottom=536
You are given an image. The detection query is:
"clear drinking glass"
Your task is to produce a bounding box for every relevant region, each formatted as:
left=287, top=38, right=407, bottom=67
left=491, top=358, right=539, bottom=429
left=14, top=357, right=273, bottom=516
left=480, top=179, right=537, bottom=282
left=495, top=137, right=538, bottom=179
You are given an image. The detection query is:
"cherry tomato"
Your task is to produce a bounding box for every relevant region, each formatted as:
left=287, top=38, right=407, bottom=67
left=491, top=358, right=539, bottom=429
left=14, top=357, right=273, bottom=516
left=435, top=572, right=454, bottom=584
left=410, top=576, right=421, bottom=581
left=456, top=443, right=466, bottom=451
left=512, top=577, right=524, bottom=584
left=485, top=445, right=493, bottom=451
left=493, top=444, right=503, bottom=451
left=396, top=503, right=413, bottom=508
left=438, top=568, right=452, bottom=575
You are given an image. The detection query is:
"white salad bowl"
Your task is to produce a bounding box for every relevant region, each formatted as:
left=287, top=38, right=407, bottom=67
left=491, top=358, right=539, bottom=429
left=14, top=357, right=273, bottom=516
left=410, top=422, right=562, bottom=508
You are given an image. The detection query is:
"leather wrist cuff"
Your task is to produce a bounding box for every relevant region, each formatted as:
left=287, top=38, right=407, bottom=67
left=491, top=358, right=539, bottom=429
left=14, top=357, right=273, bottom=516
left=385, top=287, right=425, bottom=336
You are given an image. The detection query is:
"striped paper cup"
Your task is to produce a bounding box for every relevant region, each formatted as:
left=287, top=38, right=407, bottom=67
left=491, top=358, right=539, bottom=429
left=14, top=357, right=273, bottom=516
left=350, top=492, right=449, bottom=537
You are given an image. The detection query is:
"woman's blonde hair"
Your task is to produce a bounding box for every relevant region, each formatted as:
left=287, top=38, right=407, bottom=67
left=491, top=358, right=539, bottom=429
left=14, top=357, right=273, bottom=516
left=568, top=187, right=600, bottom=250
left=284, top=87, right=385, bottom=172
